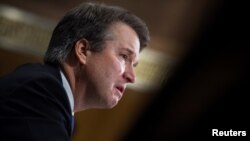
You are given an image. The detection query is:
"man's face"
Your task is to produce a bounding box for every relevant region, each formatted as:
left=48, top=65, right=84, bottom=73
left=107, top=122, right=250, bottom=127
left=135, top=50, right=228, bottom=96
left=84, top=22, right=140, bottom=108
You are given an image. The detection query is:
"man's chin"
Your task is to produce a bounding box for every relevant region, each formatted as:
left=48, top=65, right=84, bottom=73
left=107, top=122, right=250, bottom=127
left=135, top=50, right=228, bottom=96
left=107, top=98, right=119, bottom=109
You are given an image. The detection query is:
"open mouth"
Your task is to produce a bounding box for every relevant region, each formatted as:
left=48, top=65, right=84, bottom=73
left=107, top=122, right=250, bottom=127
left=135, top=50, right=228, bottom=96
left=116, top=86, right=124, bottom=94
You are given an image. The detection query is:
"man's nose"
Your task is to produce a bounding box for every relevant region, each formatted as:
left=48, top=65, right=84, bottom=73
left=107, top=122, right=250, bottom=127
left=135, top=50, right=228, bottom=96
left=123, top=66, right=136, bottom=83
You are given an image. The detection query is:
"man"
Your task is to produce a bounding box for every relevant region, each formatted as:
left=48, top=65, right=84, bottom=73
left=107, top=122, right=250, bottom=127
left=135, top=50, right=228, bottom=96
left=0, top=2, right=149, bottom=141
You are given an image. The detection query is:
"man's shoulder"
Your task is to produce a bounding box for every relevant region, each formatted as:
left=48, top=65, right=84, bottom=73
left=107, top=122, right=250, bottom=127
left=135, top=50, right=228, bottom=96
left=12, top=63, right=59, bottom=78
left=0, top=63, right=62, bottom=87
left=0, top=63, right=67, bottom=102
left=15, top=63, right=58, bottom=74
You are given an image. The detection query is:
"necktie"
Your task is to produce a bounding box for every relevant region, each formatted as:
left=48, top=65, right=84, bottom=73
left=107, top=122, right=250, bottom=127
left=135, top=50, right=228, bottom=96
left=71, top=115, right=74, bottom=133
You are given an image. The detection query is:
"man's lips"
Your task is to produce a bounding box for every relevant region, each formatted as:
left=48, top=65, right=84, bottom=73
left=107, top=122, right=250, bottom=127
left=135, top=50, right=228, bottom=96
left=116, top=86, right=125, bottom=94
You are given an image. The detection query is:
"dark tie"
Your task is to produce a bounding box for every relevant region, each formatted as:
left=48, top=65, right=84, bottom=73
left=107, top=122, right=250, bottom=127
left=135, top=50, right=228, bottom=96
left=71, top=115, right=74, bottom=133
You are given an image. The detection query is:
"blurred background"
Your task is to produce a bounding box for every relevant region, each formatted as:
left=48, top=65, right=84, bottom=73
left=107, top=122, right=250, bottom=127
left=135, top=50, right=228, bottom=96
left=0, top=0, right=248, bottom=140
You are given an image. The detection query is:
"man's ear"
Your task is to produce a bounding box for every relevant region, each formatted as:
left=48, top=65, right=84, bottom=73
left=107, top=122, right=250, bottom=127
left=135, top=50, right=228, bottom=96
left=74, top=39, right=89, bottom=65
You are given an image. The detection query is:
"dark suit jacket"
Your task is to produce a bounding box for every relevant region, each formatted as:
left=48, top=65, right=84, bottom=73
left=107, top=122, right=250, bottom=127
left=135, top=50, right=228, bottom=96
left=0, top=63, right=73, bottom=141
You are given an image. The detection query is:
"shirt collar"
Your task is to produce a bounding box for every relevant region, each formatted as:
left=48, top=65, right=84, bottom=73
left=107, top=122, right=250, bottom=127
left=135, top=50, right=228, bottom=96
left=60, top=69, right=74, bottom=115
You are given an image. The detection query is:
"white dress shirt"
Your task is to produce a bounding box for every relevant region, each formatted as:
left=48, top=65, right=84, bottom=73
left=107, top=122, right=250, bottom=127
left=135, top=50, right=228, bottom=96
left=60, top=70, right=74, bottom=115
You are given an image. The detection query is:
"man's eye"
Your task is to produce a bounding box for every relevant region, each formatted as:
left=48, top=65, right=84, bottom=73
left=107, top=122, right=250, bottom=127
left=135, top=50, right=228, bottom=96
left=121, top=54, right=128, bottom=60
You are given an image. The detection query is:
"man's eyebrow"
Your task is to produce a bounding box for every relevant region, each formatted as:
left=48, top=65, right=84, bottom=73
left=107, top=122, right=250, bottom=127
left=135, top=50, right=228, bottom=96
left=122, top=48, right=135, bottom=55
left=122, top=48, right=139, bottom=67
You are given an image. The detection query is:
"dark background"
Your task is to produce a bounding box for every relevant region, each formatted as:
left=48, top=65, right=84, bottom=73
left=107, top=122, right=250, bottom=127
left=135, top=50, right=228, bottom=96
left=122, top=0, right=249, bottom=140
